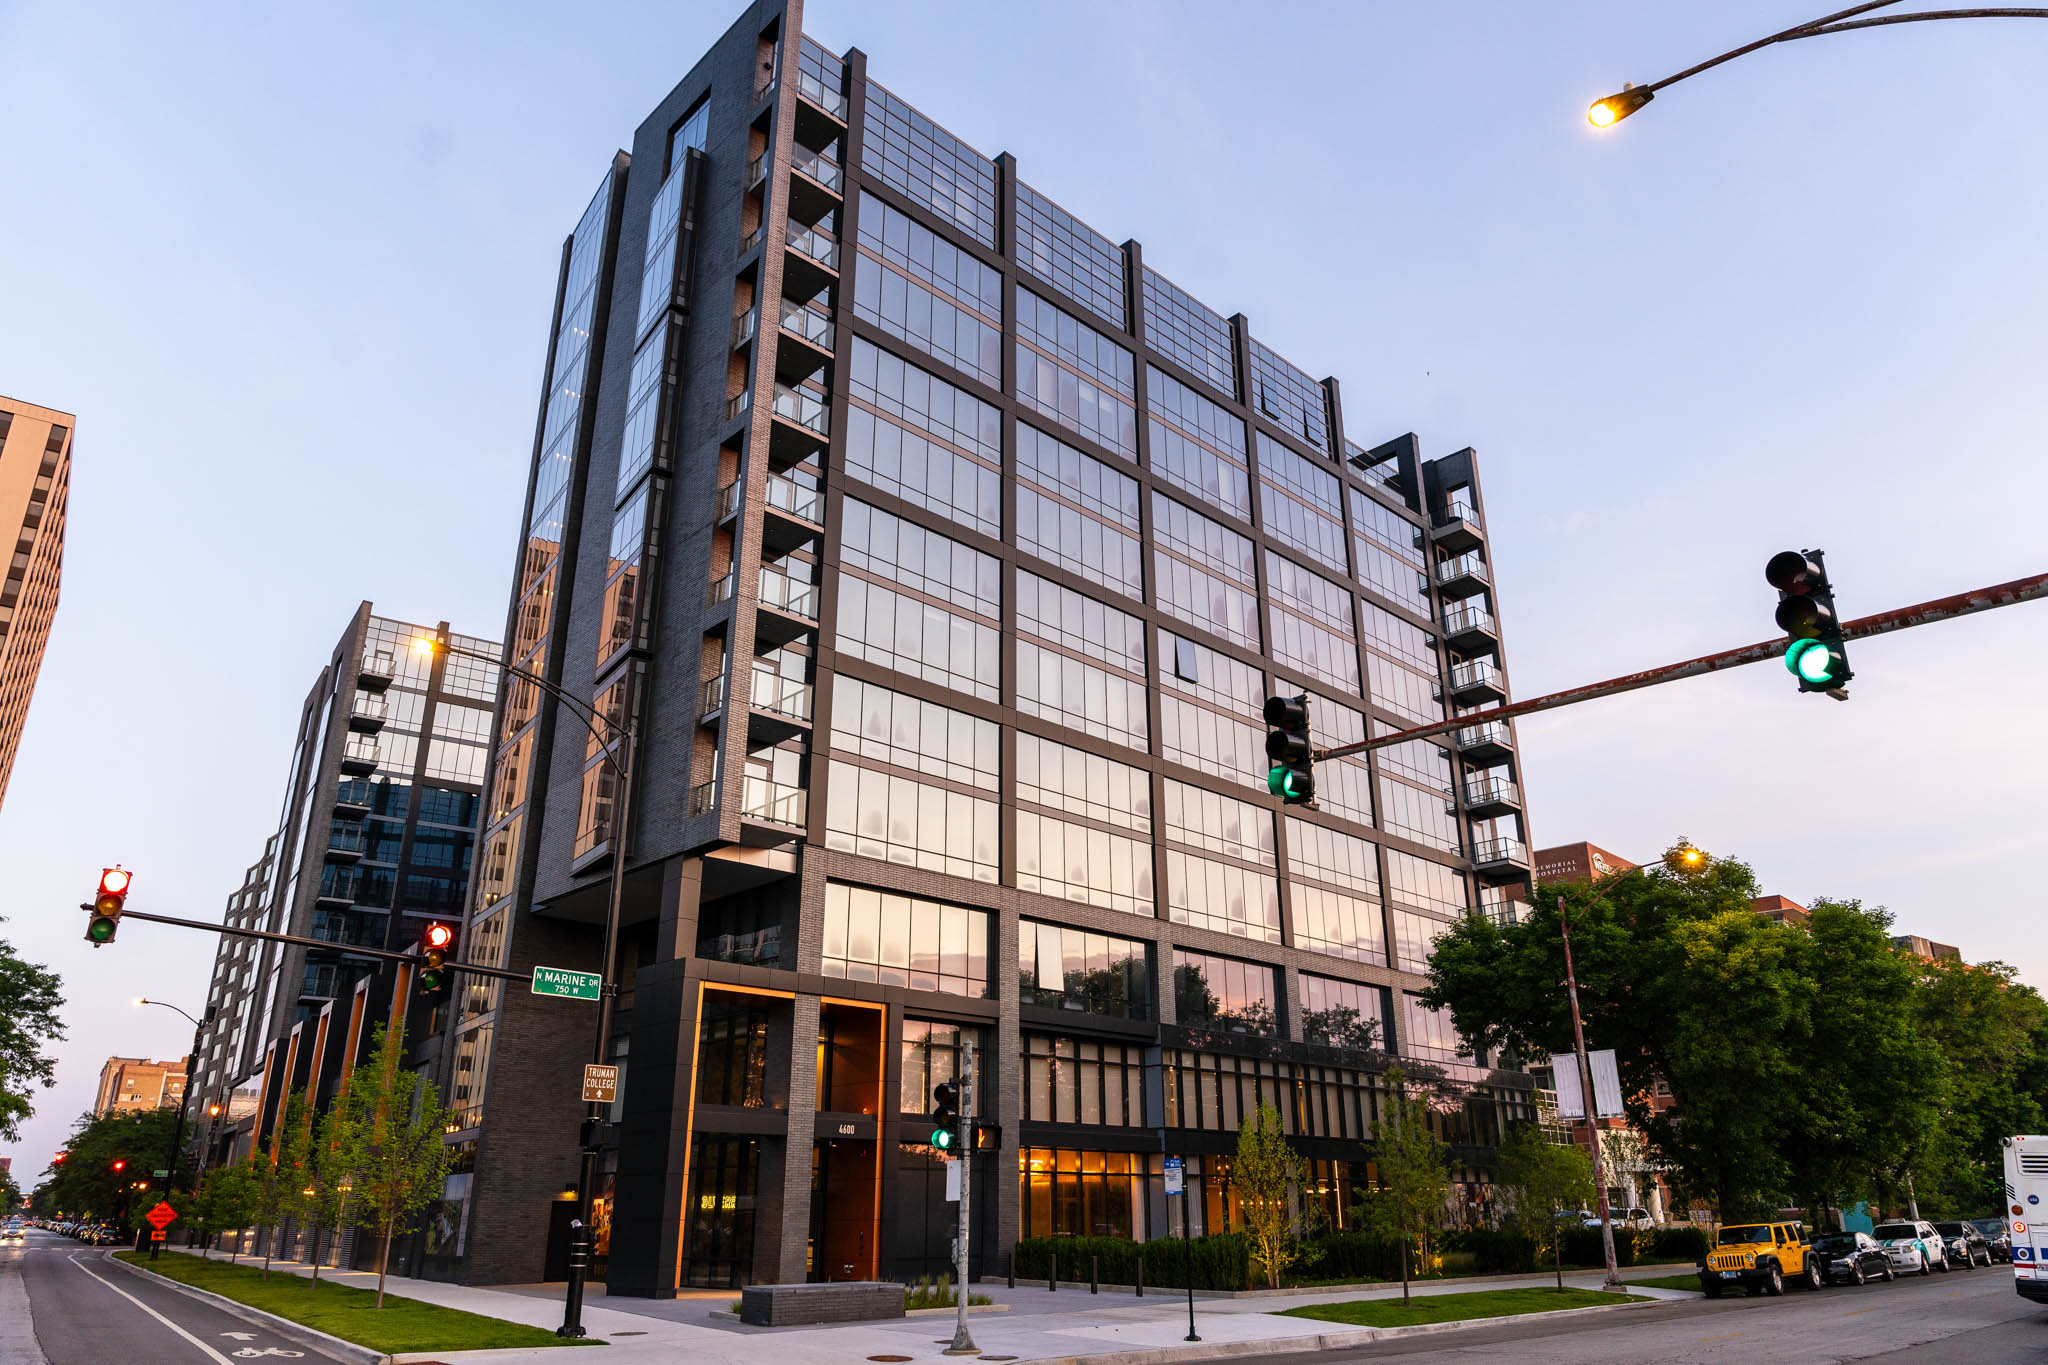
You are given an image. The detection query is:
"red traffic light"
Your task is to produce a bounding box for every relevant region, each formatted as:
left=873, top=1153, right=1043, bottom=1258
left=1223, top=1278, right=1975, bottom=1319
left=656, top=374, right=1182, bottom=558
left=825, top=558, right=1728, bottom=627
left=423, top=922, right=454, bottom=951
left=52, top=1151, right=66, bottom=1164
left=110, top=1159, right=126, bottom=1173
left=98, top=868, right=132, bottom=898
left=88, top=866, right=132, bottom=945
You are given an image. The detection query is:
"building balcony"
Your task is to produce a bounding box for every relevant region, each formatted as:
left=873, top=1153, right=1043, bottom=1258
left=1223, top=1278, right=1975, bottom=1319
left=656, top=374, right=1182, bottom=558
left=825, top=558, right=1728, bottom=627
left=1434, top=552, right=1490, bottom=600
left=725, top=389, right=752, bottom=425
left=774, top=299, right=834, bottom=383
left=706, top=569, right=737, bottom=611
left=740, top=775, right=808, bottom=842
left=1460, top=776, right=1522, bottom=819
left=324, top=824, right=367, bottom=863
left=713, top=480, right=741, bottom=525
left=730, top=307, right=758, bottom=351
left=1441, top=604, right=1498, bottom=654
left=347, top=692, right=387, bottom=733
left=754, top=565, right=819, bottom=649
left=761, top=476, right=825, bottom=555
left=314, top=867, right=359, bottom=908
left=767, top=384, right=830, bottom=469
left=746, top=152, right=769, bottom=191
left=795, top=67, right=848, bottom=123
left=357, top=650, right=395, bottom=692
left=1447, top=658, right=1505, bottom=705
left=787, top=149, right=844, bottom=225
left=1430, top=505, right=1484, bottom=555
left=338, top=736, right=381, bottom=776
left=1470, top=836, right=1531, bottom=877
left=334, top=779, right=373, bottom=819
left=689, top=779, right=718, bottom=818
left=738, top=223, right=764, bottom=259
left=782, top=222, right=838, bottom=300
left=744, top=667, right=814, bottom=747
left=1454, top=721, right=1514, bottom=764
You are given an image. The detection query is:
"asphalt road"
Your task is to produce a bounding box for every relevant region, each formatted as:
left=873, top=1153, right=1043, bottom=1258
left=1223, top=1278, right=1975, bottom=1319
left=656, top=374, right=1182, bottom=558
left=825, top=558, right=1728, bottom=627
left=1231, top=1264, right=2047, bottom=1364
left=2, top=1228, right=356, bottom=1365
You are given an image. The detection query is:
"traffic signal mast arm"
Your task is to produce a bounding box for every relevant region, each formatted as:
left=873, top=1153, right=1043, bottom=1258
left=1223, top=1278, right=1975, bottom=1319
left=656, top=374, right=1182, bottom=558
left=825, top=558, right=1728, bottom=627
left=90, top=903, right=532, bottom=983
left=1311, top=567, right=2048, bottom=762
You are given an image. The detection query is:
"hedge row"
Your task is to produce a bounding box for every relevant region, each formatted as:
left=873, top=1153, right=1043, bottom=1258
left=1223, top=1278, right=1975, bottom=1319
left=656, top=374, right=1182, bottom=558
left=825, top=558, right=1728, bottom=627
left=1010, top=1233, right=1250, bottom=1291
left=1012, top=1223, right=1710, bottom=1291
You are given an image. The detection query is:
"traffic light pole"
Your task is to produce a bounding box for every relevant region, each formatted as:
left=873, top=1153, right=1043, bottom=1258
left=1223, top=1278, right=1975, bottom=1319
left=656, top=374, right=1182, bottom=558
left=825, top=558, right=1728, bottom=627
left=1310, top=568, right=2048, bottom=762
left=1559, top=894, right=1622, bottom=1292
left=98, top=907, right=531, bottom=982
left=943, top=1036, right=978, bottom=1358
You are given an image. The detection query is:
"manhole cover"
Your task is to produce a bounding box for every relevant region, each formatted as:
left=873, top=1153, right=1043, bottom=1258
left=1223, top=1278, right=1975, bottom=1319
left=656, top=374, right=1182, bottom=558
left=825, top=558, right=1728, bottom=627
left=867, top=1357, right=914, bottom=1362
left=980, top=1357, right=1020, bottom=1362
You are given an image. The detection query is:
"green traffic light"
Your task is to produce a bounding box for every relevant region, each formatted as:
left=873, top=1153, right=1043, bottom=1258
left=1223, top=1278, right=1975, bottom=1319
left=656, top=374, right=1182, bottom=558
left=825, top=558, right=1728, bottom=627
left=1785, top=638, right=1845, bottom=686
left=931, top=1127, right=953, bottom=1150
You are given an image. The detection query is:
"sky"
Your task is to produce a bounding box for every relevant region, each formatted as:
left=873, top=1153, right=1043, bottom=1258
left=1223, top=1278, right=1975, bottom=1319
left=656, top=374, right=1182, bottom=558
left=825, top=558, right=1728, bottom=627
left=1, top=1, right=2044, bottom=1183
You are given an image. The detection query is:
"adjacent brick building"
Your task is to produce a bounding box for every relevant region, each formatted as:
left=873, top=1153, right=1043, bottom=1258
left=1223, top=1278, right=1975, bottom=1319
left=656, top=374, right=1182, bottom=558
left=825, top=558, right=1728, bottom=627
left=93, top=1056, right=187, bottom=1117
left=0, top=396, right=70, bottom=814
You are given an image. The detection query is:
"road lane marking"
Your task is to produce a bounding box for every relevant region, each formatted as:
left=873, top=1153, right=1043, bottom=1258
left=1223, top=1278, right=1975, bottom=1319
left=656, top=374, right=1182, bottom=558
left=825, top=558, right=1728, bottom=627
left=1697, top=1332, right=1742, bottom=1342
left=67, top=1252, right=238, bottom=1365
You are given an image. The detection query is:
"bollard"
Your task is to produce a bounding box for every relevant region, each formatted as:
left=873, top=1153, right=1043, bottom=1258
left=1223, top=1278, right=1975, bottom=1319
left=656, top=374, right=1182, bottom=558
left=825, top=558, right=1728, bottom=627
left=1050, top=1249, right=1056, bottom=1291
left=1137, top=1252, right=1145, bottom=1296
left=1090, top=1254, right=1098, bottom=1293
left=1007, top=1252, right=1016, bottom=1290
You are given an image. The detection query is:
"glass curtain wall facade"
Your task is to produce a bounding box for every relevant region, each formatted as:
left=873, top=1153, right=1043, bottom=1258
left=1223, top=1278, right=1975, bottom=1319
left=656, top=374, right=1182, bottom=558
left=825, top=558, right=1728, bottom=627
left=457, top=0, right=1535, bottom=1294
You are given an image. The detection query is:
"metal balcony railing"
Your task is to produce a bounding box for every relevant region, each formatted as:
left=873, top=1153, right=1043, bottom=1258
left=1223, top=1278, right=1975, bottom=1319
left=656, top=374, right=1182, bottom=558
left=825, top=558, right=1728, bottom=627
left=742, top=776, right=808, bottom=826
left=326, top=824, right=368, bottom=857
left=771, top=385, right=829, bottom=436
left=689, top=780, right=718, bottom=817
left=756, top=566, right=819, bottom=619
left=699, top=675, right=726, bottom=717
left=1463, top=777, right=1521, bottom=809
left=340, top=736, right=382, bottom=772
left=1442, top=605, right=1496, bottom=638
left=796, top=68, right=848, bottom=119
left=1435, top=552, right=1489, bottom=586
left=765, top=475, right=824, bottom=523
left=730, top=309, right=758, bottom=348
left=750, top=667, right=814, bottom=721
left=724, top=390, right=752, bottom=423
left=1470, top=836, right=1529, bottom=868
left=1450, top=659, right=1501, bottom=694
left=738, top=224, right=764, bottom=257
left=778, top=298, right=834, bottom=349
left=706, top=570, right=736, bottom=607
left=745, top=153, right=768, bottom=188
left=790, top=149, right=843, bottom=193
left=350, top=693, right=387, bottom=724
left=784, top=222, right=838, bottom=270
left=1455, top=722, right=1512, bottom=751
left=713, top=481, right=741, bottom=521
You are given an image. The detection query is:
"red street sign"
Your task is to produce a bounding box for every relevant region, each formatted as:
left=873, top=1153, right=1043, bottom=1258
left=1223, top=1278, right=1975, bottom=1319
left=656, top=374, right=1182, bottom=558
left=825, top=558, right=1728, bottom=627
left=144, top=1202, right=177, bottom=1230
left=149, top=1230, right=167, bottom=1242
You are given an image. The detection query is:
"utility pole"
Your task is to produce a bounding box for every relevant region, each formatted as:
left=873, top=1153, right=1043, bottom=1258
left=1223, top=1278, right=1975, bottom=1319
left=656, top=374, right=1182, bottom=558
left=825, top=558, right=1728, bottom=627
left=1560, top=894, right=1621, bottom=1291
left=943, top=1038, right=978, bottom=1357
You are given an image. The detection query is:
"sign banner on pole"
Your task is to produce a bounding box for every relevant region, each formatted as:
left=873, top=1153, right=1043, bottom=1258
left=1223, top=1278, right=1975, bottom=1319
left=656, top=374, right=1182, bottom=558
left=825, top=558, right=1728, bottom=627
left=1547, top=1051, right=1626, bottom=1119
left=945, top=1159, right=961, bottom=1203
left=1164, top=1155, right=1184, bottom=1196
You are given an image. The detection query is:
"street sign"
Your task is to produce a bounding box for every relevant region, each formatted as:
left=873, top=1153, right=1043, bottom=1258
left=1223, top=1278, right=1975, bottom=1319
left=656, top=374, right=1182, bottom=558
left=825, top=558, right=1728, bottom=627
left=150, top=1230, right=166, bottom=1242
left=945, top=1159, right=961, bottom=1203
left=581, top=1063, right=619, bottom=1104
left=532, top=966, right=603, bottom=1000
left=1549, top=1051, right=1626, bottom=1119
left=1164, top=1156, right=1184, bottom=1197
left=144, top=1201, right=177, bottom=1230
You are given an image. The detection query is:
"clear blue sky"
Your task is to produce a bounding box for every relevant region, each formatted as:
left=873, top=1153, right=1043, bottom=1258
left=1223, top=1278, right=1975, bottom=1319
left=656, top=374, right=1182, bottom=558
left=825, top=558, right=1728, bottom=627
left=2, top=1, right=2044, bottom=1181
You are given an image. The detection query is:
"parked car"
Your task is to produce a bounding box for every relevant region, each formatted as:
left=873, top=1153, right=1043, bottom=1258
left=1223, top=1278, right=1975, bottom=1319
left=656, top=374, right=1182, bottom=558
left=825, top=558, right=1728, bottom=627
left=1699, top=1222, right=1824, bottom=1296
left=1970, top=1216, right=2013, bottom=1262
left=1872, top=1220, right=1944, bottom=1275
left=1579, top=1207, right=1655, bottom=1230
left=1810, top=1230, right=1895, bottom=1286
left=1933, top=1221, right=1993, bottom=1269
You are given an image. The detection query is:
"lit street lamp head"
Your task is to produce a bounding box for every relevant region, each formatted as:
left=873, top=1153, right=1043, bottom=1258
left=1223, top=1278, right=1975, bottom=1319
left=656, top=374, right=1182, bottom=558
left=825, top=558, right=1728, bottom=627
left=1588, top=83, right=1654, bottom=128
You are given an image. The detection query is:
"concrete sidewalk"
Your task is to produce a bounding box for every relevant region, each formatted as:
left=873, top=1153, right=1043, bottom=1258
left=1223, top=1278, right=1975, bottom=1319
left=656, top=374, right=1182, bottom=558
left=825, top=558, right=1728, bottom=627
left=159, top=1246, right=1695, bottom=1364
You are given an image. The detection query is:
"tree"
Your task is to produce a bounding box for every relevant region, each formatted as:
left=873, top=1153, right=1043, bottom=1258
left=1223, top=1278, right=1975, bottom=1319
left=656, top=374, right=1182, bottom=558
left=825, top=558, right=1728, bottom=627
left=1423, top=843, right=1814, bottom=1218
left=333, top=1024, right=458, bottom=1306
left=1911, top=956, right=2048, bottom=1214
left=304, top=1103, right=356, bottom=1287
left=0, top=920, right=63, bottom=1144
left=33, top=1108, right=179, bottom=1221
left=1233, top=1100, right=1303, bottom=1289
left=0, top=1163, right=22, bottom=1214
left=1494, top=1123, right=1593, bottom=1290
left=1358, top=1067, right=1452, bottom=1304
left=194, top=1165, right=258, bottom=1260
left=266, top=1091, right=315, bottom=1280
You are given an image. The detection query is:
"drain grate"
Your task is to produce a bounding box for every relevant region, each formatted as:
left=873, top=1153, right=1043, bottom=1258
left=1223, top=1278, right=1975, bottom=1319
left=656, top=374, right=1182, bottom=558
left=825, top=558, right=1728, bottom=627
left=979, top=1356, right=1021, bottom=1362
left=867, top=1357, right=915, bottom=1363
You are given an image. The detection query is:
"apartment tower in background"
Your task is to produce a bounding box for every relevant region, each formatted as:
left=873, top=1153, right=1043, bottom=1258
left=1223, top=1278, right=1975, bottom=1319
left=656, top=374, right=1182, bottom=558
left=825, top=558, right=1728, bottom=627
left=92, top=1056, right=188, bottom=1117
left=0, top=396, right=70, bottom=813
left=452, top=0, right=1537, bottom=1293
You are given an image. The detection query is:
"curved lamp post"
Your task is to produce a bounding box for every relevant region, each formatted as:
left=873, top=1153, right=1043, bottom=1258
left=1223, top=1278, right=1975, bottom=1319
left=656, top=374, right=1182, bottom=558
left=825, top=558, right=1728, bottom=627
left=136, top=997, right=213, bottom=1259
left=1589, top=2, right=2048, bottom=127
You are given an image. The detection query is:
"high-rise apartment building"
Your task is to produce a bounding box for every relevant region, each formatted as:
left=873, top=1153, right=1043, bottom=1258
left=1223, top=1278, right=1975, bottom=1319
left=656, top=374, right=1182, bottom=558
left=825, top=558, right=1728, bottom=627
left=0, top=396, right=70, bottom=813
left=453, top=0, right=1535, bottom=1292
left=191, top=605, right=499, bottom=1251
left=93, top=1056, right=188, bottom=1117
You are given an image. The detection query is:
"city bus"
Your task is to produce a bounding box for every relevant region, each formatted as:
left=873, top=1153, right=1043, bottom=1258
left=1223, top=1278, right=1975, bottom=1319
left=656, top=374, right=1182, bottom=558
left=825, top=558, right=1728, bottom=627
left=2001, top=1135, right=2048, bottom=1303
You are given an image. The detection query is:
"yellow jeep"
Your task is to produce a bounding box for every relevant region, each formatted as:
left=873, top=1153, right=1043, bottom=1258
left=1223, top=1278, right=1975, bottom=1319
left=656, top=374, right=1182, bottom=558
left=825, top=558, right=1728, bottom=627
left=1697, top=1222, right=1822, bottom=1296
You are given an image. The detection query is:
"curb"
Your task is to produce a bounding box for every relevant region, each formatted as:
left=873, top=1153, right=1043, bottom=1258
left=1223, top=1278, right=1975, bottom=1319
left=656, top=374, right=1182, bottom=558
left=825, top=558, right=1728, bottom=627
left=707, top=1303, right=1013, bottom=1324
left=102, top=1251, right=386, bottom=1365
left=1007, top=1261, right=1698, bottom=1300
left=1019, top=1294, right=1664, bottom=1365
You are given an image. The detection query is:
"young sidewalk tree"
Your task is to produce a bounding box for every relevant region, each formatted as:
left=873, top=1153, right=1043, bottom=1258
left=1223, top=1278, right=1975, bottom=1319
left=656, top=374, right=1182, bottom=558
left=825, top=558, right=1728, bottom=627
left=305, top=1102, right=358, bottom=1287
left=266, top=1091, right=315, bottom=1280
left=1359, top=1067, right=1452, bottom=1305
left=1494, top=1122, right=1593, bottom=1290
left=334, top=1024, right=458, bottom=1307
left=196, top=1165, right=259, bottom=1262
left=1234, top=1099, right=1304, bottom=1289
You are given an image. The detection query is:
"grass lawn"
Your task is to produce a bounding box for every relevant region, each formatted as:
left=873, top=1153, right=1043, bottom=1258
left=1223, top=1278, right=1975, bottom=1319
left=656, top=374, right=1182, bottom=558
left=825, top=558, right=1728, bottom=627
left=114, top=1252, right=600, bottom=1353
left=1279, top=1286, right=1637, bottom=1328
left=1633, top=1273, right=1708, bottom=1293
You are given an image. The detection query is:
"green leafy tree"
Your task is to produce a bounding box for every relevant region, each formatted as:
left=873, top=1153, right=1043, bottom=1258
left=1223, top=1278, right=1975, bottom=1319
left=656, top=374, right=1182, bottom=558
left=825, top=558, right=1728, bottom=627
left=1912, top=956, right=2048, bottom=1213
left=304, top=1103, right=356, bottom=1287
left=266, top=1092, right=315, bottom=1279
left=1424, top=843, right=1810, bottom=1218
left=1358, top=1067, right=1452, bottom=1304
left=1232, top=1100, right=1303, bottom=1289
left=0, top=919, right=63, bottom=1143
left=33, top=1108, right=179, bottom=1221
left=332, top=1024, right=459, bottom=1306
left=194, top=1165, right=258, bottom=1260
left=1, top=1163, right=22, bottom=1214
left=1494, top=1122, right=1593, bottom=1290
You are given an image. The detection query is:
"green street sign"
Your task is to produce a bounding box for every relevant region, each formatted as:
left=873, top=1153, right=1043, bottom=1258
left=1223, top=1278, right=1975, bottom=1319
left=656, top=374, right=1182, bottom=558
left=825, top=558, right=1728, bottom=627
left=531, top=966, right=603, bottom=1001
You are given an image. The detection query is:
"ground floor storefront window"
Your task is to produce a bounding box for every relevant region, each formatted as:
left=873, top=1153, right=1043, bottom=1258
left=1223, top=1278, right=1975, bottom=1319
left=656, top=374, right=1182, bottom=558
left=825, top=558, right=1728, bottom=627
left=682, top=1136, right=759, bottom=1288
left=1019, top=1147, right=1139, bottom=1240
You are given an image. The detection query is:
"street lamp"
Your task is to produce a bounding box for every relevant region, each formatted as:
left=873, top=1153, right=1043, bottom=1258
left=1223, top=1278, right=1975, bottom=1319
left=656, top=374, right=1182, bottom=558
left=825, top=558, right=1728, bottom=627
left=137, top=997, right=213, bottom=1260
left=1587, top=2, right=2048, bottom=129
left=412, top=632, right=633, bottom=1339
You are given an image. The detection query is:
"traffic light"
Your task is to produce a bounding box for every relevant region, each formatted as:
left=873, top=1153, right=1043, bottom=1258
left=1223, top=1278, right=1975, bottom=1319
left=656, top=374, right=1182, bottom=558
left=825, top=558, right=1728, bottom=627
left=86, top=867, right=132, bottom=945
left=1264, top=695, right=1314, bottom=805
left=1765, top=550, right=1852, bottom=697
left=930, top=1079, right=959, bottom=1153
left=418, top=922, right=455, bottom=1001
left=110, top=1159, right=125, bottom=1174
